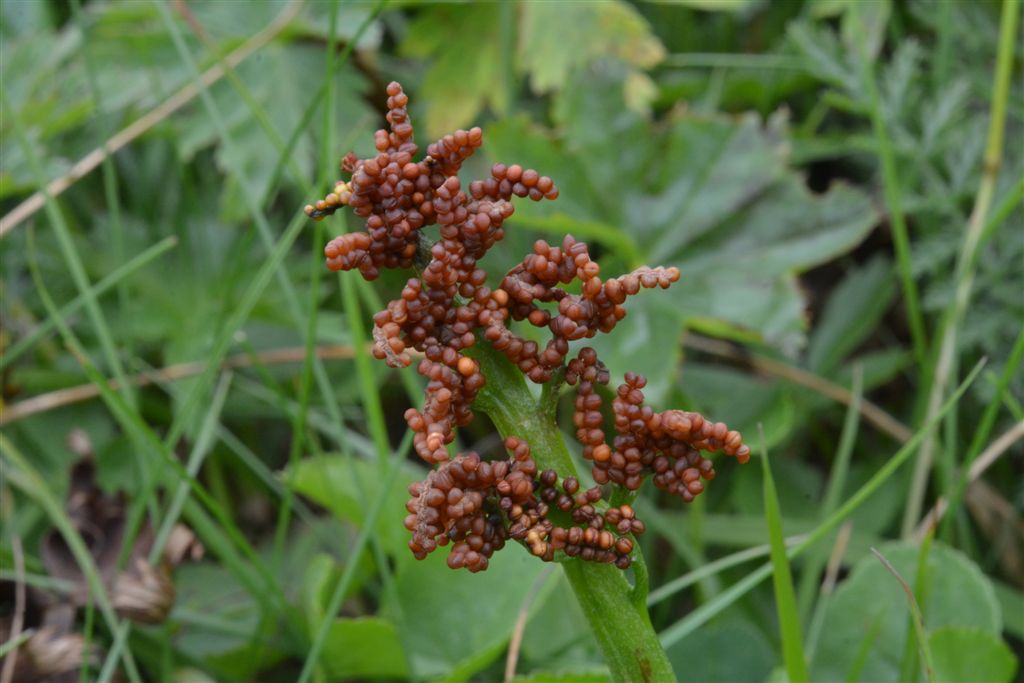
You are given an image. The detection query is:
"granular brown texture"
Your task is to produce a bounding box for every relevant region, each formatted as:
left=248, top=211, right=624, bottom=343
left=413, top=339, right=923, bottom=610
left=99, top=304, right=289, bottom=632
left=404, top=437, right=641, bottom=571
left=307, top=82, right=749, bottom=571
left=567, top=347, right=750, bottom=503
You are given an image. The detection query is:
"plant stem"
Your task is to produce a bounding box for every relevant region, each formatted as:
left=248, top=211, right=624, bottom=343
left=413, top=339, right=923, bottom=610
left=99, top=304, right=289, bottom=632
left=900, top=0, right=1021, bottom=537
left=853, top=3, right=928, bottom=370
left=470, top=343, right=675, bottom=683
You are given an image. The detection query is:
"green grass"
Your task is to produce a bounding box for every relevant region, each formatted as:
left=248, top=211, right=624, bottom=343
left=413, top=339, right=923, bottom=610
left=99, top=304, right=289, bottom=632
left=659, top=358, right=986, bottom=649
left=761, top=428, right=809, bottom=683
left=2, top=1, right=1021, bottom=681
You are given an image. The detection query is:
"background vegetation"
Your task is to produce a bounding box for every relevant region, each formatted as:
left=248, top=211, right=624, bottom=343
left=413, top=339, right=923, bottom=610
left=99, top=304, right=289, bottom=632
left=1, top=0, right=1021, bottom=681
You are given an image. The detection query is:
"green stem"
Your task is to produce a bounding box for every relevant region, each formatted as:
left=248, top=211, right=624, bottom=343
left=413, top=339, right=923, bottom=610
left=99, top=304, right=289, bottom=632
left=470, top=343, right=675, bottom=683
left=853, top=3, right=928, bottom=371
left=900, top=0, right=1021, bottom=537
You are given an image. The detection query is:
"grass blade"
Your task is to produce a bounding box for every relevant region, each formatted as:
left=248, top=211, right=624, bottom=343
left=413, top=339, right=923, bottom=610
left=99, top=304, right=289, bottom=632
left=647, top=539, right=797, bottom=607
left=804, top=522, right=854, bottom=664
left=850, top=1, right=927, bottom=369
left=22, top=228, right=302, bottom=678
left=659, top=358, right=985, bottom=648
left=760, top=427, right=809, bottom=683
left=69, top=0, right=132, bottom=373
left=1, top=236, right=178, bottom=372
left=149, top=371, right=234, bottom=563
left=843, top=612, right=885, bottom=683
left=0, top=629, right=33, bottom=660
left=873, top=546, right=935, bottom=683
left=295, top=440, right=411, bottom=683
left=941, top=326, right=1024, bottom=539
left=796, top=366, right=863, bottom=620
left=901, top=0, right=1022, bottom=538
left=2, top=98, right=136, bottom=411
left=0, top=436, right=143, bottom=683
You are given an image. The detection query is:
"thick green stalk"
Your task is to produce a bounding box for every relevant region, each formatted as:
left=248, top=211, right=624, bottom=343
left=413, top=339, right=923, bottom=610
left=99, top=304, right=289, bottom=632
left=470, top=343, right=675, bottom=683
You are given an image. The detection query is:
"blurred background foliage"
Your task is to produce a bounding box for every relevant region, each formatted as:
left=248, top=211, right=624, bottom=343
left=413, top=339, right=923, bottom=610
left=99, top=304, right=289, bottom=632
left=1, top=0, right=1021, bottom=681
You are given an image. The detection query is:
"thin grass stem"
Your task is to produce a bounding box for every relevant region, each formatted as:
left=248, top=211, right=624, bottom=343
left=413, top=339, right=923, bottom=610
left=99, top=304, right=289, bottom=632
left=851, top=3, right=928, bottom=369
left=0, top=437, right=143, bottom=683
left=902, top=0, right=1021, bottom=537
left=761, top=427, right=809, bottom=683
left=796, top=366, right=862, bottom=621
left=659, top=359, right=984, bottom=648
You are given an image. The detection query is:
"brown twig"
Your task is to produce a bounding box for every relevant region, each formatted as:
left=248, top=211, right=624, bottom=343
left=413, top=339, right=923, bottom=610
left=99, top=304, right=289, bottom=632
left=682, top=333, right=913, bottom=442
left=681, top=334, right=1023, bottom=542
left=821, top=521, right=853, bottom=596
left=913, top=420, right=1024, bottom=540
left=1, top=343, right=369, bottom=424
left=504, top=566, right=555, bottom=682
left=0, top=0, right=302, bottom=239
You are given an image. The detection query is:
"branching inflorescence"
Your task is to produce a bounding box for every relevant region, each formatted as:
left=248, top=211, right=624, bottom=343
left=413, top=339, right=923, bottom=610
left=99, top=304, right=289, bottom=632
left=306, top=82, right=750, bottom=572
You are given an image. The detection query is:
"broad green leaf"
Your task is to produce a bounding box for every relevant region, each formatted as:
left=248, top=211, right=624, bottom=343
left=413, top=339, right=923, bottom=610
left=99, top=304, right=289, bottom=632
left=676, top=363, right=795, bottom=450
left=302, top=552, right=374, bottom=628
left=381, top=543, right=546, bottom=680
left=288, top=454, right=422, bottom=558
left=645, top=0, right=762, bottom=11
left=928, top=627, right=1017, bottom=683
left=807, top=255, right=896, bottom=374
left=665, top=619, right=776, bottom=682
left=174, top=559, right=284, bottom=678
left=173, top=41, right=372, bottom=221
left=811, top=541, right=1003, bottom=682
left=86, top=2, right=187, bottom=110
left=401, top=3, right=507, bottom=138
left=993, top=582, right=1024, bottom=640
left=189, top=0, right=288, bottom=41
left=518, top=1, right=664, bottom=94
left=552, top=60, right=655, bottom=194
left=511, top=673, right=611, bottom=683
left=732, top=447, right=822, bottom=521
left=680, top=273, right=808, bottom=356
left=0, top=28, right=87, bottom=197
left=172, top=669, right=217, bottom=683
left=831, top=460, right=904, bottom=536
left=173, top=518, right=358, bottom=681
left=292, top=1, right=384, bottom=47
left=640, top=112, right=786, bottom=254
left=489, top=68, right=877, bottom=359
left=319, top=617, right=410, bottom=679
left=808, top=0, right=851, bottom=18
left=520, top=572, right=603, bottom=670
left=668, top=177, right=877, bottom=295
left=644, top=510, right=878, bottom=556
left=840, top=0, right=891, bottom=61
left=787, top=22, right=858, bottom=92
left=485, top=116, right=597, bottom=224
left=1, top=0, right=53, bottom=38
left=585, top=295, right=685, bottom=405
left=834, top=348, right=912, bottom=391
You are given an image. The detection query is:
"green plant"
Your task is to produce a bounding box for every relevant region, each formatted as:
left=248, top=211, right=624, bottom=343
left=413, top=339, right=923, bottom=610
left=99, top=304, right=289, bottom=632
left=2, top=1, right=1020, bottom=681
left=305, top=81, right=752, bottom=680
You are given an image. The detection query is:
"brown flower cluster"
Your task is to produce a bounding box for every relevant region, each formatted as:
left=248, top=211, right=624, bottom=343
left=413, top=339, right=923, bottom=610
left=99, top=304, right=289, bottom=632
left=568, top=348, right=750, bottom=503
left=403, top=437, right=642, bottom=572
left=306, top=82, right=749, bottom=571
